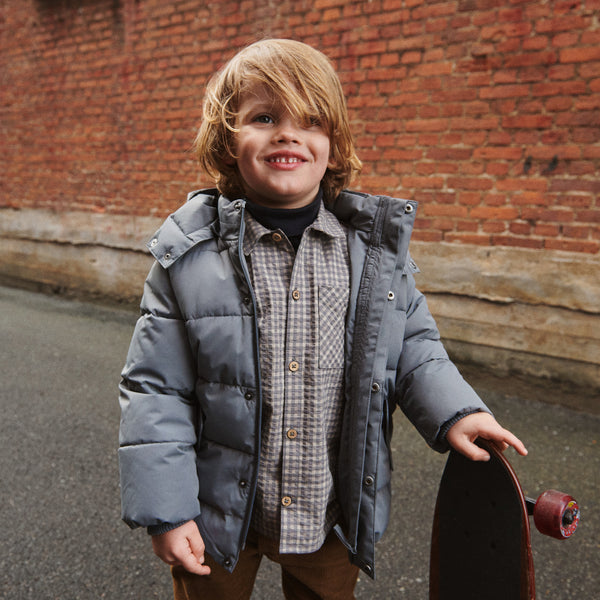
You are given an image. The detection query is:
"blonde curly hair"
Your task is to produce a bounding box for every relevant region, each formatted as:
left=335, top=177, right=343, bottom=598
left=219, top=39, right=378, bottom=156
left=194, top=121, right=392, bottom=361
left=193, top=39, right=362, bottom=203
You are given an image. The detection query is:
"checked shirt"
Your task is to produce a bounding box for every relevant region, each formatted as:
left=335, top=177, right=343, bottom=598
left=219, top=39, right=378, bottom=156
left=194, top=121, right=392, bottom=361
left=243, top=203, right=350, bottom=554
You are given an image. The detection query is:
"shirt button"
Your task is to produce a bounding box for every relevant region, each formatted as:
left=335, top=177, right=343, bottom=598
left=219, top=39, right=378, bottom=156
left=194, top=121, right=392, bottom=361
left=292, top=289, right=301, bottom=301
left=272, top=232, right=283, bottom=242
left=281, top=496, right=292, bottom=507
left=287, top=428, right=298, bottom=440
left=289, top=360, right=300, bottom=372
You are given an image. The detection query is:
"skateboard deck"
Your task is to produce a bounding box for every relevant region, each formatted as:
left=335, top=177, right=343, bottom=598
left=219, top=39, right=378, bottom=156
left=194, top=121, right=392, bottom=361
left=429, top=438, right=579, bottom=600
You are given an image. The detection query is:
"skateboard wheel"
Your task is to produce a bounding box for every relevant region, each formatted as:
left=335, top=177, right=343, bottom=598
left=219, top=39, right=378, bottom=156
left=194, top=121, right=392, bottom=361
left=533, top=489, right=580, bottom=539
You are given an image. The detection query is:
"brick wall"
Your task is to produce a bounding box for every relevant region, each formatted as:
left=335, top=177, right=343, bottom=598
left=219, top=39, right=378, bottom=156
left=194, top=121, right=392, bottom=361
left=2, top=0, right=599, bottom=253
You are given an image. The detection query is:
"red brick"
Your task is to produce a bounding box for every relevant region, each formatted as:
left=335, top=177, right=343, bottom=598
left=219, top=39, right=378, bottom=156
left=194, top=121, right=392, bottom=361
left=457, top=220, right=479, bottom=232
left=481, top=23, right=533, bottom=39
left=534, top=224, right=560, bottom=237
left=451, top=116, right=500, bottom=130
left=502, top=115, right=554, bottom=129
left=562, top=225, right=591, bottom=239
left=412, top=230, right=444, bottom=242
left=412, top=61, right=454, bottom=77
left=473, top=147, right=523, bottom=160
left=576, top=210, right=600, bottom=223
left=509, top=222, right=532, bottom=236
left=505, top=51, right=557, bottom=68
left=479, top=84, right=530, bottom=99
left=560, top=46, right=600, bottom=63
left=497, top=179, right=548, bottom=193
left=405, top=119, right=448, bottom=132
left=402, top=176, right=445, bottom=189
left=423, top=204, right=468, bottom=217
left=486, top=162, right=510, bottom=176
left=470, top=206, right=520, bottom=220
left=444, top=233, right=492, bottom=245
left=537, top=16, right=589, bottom=33
left=483, top=221, right=508, bottom=234
left=552, top=32, right=581, bottom=48
left=447, top=177, right=494, bottom=191
left=532, top=81, right=587, bottom=96
left=522, top=36, right=550, bottom=51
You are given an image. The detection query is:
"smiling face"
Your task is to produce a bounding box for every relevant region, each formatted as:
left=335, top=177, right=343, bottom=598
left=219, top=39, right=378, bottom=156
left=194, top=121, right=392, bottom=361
left=233, top=85, right=331, bottom=209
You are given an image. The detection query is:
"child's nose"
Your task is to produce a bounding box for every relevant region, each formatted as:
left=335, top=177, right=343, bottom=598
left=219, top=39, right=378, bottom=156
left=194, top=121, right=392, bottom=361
left=274, top=117, right=301, bottom=143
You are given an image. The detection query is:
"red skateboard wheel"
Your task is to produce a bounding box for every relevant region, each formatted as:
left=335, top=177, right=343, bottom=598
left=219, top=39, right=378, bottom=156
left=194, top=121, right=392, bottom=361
left=533, top=489, right=580, bottom=539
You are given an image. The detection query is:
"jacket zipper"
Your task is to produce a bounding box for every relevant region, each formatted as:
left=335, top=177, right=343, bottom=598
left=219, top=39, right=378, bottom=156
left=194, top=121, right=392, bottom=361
left=236, top=205, right=263, bottom=550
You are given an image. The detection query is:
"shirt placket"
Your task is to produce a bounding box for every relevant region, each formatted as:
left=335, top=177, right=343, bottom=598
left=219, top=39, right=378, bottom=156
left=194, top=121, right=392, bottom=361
left=279, top=239, right=310, bottom=551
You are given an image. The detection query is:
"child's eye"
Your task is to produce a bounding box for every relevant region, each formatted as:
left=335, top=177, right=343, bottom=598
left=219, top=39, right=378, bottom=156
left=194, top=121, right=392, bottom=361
left=253, top=114, right=274, bottom=124
left=305, top=115, right=323, bottom=129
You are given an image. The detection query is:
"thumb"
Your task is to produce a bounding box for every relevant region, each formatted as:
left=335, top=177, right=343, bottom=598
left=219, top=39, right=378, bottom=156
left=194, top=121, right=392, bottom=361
left=185, top=523, right=212, bottom=576
left=188, top=525, right=206, bottom=561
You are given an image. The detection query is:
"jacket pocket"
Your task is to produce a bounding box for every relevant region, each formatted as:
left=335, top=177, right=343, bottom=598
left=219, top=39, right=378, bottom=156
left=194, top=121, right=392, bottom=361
left=318, top=285, right=349, bottom=369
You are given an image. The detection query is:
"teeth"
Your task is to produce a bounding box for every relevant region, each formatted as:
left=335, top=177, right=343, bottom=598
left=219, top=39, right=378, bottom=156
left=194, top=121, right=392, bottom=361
left=269, top=157, right=301, bottom=163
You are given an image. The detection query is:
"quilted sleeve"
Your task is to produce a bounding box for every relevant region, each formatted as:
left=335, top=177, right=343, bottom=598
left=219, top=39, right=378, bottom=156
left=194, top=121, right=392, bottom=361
left=118, top=261, right=201, bottom=529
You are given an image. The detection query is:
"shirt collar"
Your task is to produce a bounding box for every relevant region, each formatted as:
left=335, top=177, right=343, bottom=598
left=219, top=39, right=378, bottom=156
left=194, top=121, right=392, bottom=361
left=243, top=200, right=346, bottom=256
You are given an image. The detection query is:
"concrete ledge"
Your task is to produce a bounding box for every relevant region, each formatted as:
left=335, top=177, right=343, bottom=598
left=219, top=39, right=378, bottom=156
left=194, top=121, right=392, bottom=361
left=1, top=208, right=599, bottom=390
left=410, top=241, right=600, bottom=390
left=0, top=237, right=153, bottom=305
left=410, top=240, right=599, bottom=314
left=0, top=208, right=158, bottom=304
left=427, top=294, right=600, bottom=390
left=0, top=207, right=161, bottom=252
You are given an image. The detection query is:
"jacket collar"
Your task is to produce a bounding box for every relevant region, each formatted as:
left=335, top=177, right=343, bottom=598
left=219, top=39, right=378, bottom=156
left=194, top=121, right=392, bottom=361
left=146, top=188, right=417, bottom=268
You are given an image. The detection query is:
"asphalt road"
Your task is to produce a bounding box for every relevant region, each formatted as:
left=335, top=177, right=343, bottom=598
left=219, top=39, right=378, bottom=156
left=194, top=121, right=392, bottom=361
left=0, top=285, right=598, bottom=599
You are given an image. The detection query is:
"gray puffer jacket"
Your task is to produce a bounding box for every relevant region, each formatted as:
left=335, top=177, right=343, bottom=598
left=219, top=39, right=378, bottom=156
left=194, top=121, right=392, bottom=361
left=118, top=189, right=488, bottom=578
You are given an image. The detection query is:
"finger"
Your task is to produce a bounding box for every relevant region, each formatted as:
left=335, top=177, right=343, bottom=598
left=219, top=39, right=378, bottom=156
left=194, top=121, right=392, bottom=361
left=452, top=437, right=491, bottom=462
left=484, top=428, right=528, bottom=456
left=505, top=432, right=528, bottom=456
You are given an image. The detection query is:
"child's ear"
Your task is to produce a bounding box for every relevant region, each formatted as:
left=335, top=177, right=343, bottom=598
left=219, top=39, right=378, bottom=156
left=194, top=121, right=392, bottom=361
left=222, top=154, right=236, bottom=167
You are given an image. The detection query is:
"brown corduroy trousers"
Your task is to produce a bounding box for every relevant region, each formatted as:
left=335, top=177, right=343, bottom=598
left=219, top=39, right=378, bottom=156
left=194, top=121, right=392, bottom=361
left=171, top=529, right=360, bottom=600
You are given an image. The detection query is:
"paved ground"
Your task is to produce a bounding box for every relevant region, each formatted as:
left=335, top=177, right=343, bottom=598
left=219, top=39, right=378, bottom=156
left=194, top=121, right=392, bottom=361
left=0, top=285, right=598, bottom=599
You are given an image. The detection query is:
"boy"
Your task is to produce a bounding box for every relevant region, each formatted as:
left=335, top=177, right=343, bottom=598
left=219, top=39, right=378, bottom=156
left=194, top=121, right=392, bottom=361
left=118, top=39, right=527, bottom=599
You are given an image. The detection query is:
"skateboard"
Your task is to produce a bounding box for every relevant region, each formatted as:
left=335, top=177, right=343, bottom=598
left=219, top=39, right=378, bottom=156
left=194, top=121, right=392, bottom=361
left=429, top=438, right=579, bottom=600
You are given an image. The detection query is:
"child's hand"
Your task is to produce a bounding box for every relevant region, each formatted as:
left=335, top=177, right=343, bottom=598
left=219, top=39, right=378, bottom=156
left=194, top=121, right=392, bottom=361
left=446, top=412, right=528, bottom=461
left=151, top=520, right=211, bottom=576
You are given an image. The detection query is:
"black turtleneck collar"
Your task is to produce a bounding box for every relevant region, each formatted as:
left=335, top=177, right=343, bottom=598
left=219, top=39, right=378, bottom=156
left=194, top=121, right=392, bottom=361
left=245, top=190, right=322, bottom=251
